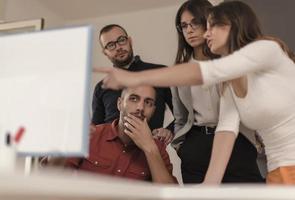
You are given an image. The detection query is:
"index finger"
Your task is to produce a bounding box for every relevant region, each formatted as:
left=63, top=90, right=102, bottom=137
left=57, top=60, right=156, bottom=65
left=92, top=67, right=112, bottom=73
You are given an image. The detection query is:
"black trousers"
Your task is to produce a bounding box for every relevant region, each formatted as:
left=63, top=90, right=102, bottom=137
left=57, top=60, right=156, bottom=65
left=178, top=126, right=265, bottom=184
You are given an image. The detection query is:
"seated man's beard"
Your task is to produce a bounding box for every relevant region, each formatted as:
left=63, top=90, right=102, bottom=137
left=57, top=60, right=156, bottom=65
left=123, top=112, right=145, bottom=132
left=130, top=112, right=145, bottom=121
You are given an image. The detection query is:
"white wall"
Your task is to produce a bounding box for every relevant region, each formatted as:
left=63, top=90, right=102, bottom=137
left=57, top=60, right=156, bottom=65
left=2, top=0, right=66, bottom=27
left=0, top=0, right=5, bottom=21
left=237, top=0, right=295, bottom=51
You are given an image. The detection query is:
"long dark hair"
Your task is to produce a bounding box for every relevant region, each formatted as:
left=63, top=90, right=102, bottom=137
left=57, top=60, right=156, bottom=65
left=208, top=1, right=295, bottom=62
left=175, top=0, right=217, bottom=64
left=209, top=1, right=295, bottom=94
left=208, top=1, right=262, bottom=54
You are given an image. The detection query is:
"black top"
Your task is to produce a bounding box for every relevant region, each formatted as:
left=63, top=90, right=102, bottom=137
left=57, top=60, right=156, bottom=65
left=92, top=56, right=174, bottom=131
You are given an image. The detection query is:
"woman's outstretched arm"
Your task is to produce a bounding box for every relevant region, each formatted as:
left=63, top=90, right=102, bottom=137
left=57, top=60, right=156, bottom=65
left=94, top=62, right=203, bottom=90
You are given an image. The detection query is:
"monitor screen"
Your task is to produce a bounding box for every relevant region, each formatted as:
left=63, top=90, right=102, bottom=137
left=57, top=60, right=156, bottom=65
left=0, top=26, right=92, bottom=157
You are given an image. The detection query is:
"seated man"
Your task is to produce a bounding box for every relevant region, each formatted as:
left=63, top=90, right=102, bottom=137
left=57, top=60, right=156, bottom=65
left=45, top=85, right=176, bottom=184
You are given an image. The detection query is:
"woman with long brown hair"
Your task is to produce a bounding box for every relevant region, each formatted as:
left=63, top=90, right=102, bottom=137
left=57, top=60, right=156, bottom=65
left=97, top=1, right=295, bottom=184
left=172, top=0, right=263, bottom=184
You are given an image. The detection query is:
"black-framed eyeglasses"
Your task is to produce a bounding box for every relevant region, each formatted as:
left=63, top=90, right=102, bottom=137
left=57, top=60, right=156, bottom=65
left=176, top=18, right=202, bottom=33
left=104, top=35, right=128, bottom=51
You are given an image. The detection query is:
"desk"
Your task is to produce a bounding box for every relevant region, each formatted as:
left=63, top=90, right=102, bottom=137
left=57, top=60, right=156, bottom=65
left=1, top=170, right=295, bottom=200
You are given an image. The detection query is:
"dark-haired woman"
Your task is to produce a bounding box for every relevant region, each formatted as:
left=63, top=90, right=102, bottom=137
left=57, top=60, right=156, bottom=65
left=171, top=0, right=263, bottom=184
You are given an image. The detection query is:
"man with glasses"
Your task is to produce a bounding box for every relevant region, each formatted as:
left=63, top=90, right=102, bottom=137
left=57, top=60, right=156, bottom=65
left=92, top=24, right=174, bottom=144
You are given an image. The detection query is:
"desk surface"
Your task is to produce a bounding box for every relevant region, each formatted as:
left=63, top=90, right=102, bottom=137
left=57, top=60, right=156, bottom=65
left=1, top=170, right=295, bottom=200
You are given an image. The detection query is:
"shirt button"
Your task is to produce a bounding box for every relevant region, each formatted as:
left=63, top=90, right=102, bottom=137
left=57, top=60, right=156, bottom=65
left=94, top=161, right=99, bottom=165
left=117, top=169, right=121, bottom=173
left=141, top=172, right=145, bottom=175
left=122, top=150, right=126, bottom=153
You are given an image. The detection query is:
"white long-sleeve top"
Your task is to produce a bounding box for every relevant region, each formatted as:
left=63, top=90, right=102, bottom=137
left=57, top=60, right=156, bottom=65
left=199, top=40, right=295, bottom=172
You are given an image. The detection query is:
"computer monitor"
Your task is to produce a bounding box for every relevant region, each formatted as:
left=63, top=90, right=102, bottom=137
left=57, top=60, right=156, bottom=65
left=0, top=26, right=92, bottom=157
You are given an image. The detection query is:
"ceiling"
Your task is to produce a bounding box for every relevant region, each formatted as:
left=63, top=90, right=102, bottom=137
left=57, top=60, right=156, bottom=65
left=39, top=0, right=186, bottom=20
left=1, top=0, right=222, bottom=22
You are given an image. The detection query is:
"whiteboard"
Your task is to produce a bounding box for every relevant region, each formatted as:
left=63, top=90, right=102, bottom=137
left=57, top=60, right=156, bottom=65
left=0, top=26, right=92, bottom=156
